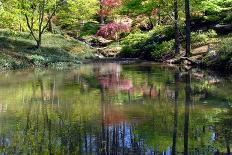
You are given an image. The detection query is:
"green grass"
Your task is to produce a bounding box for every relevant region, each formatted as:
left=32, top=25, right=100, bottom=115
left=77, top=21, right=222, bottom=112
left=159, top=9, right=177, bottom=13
left=0, top=29, right=94, bottom=70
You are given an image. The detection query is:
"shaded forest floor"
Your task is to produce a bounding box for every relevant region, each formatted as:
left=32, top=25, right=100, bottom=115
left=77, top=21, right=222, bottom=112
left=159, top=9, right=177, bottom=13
left=0, top=29, right=95, bottom=70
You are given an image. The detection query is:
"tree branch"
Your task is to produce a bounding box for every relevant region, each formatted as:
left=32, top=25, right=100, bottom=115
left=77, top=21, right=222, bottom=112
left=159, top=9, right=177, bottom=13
left=25, top=14, right=38, bottom=42
left=41, top=1, right=60, bottom=34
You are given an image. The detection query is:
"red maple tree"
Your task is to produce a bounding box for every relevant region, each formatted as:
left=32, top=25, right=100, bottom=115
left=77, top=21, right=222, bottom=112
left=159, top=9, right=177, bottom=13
left=96, top=22, right=130, bottom=40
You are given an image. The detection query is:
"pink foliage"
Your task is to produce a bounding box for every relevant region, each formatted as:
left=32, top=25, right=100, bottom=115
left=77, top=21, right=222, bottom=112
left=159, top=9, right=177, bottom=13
left=98, top=76, right=133, bottom=91
left=102, top=0, right=122, bottom=7
left=96, top=22, right=130, bottom=40
left=99, top=0, right=122, bottom=16
left=119, top=80, right=133, bottom=91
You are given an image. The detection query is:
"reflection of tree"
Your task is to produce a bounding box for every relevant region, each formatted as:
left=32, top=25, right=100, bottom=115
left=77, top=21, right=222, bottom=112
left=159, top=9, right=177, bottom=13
left=100, top=87, right=106, bottom=154
left=215, top=108, right=232, bottom=154
left=184, top=72, right=191, bottom=155
left=172, top=72, right=179, bottom=155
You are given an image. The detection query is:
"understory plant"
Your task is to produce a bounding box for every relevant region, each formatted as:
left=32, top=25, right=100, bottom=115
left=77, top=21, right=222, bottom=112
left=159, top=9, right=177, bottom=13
left=120, top=25, right=175, bottom=60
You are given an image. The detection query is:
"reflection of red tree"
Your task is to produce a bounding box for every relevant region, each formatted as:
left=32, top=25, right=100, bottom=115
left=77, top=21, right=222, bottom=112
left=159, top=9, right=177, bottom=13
left=95, top=63, right=159, bottom=98
left=98, top=75, right=133, bottom=91
left=142, top=87, right=159, bottom=98
left=98, top=75, right=160, bottom=97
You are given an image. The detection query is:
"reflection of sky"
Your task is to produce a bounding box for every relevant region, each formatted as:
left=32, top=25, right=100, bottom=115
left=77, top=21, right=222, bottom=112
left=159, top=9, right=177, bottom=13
left=83, top=135, right=97, bottom=153
left=164, top=146, right=171, bottom=155
left=85, top=122, right=171, bottom=154
left=211, top=132, right=216, bottom=141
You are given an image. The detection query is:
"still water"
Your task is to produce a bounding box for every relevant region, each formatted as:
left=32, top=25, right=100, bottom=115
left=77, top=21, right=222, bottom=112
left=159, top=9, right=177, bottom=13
left=0, top=63, right=231, bottom=155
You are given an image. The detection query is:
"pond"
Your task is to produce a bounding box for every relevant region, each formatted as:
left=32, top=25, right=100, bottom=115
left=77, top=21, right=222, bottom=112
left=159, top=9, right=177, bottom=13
left=0, top=63, right=231, bottom=154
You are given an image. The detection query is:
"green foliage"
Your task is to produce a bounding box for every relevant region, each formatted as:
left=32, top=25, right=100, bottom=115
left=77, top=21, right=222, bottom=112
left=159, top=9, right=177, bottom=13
left=121, top=0, right=173, bottom=20
left=120, top=26, right=175, bottom=60
left=79, top=22, right=100, bottom=37
left=191, top=32, right=209, bottom=45
left=57, top=0, right=98, bottom=29
left=207, top=29, right=218, bottom=38
left=191, top=30, right=217, bottom=46
left=195, top=0, right=232, bottom=24
left=121, top=0, right=158, bottom=16
left=204, top=36, right=232, bottom=69
left=151, top=40, right=175, bottom=59
left=223, top=14, right=232, bottom=24
left=217, top=37, right=232, bottom=62
left=0, top=0, right=25, bottom=31
left=121, top=32, right=151, bottom=46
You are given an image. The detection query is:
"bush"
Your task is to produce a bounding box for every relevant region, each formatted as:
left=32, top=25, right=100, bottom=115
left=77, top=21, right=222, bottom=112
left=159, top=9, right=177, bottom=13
left=218, top=37, right=232, bottom=61
left=151, top=40, right=175, bottom=60
left=204, top=37, right=232, bottom=69
left=120, top=26, right=175, bottom=61
left=206, top=29, right=217, bottom=38
left=191, top=30, right=217, bottom=46
left=96, top=22, right=130, bottom=40
left=80, top=22, right=100, bottom=37
left=121, top=32, right=150, bottom=46
left=120, top=26, right=175, bottom=60
left=149, top=25, right=175, bottom=39
left=121, top=25, right=174, bottom=46
left=191, top=32, right=209, bottom=44
left=223, top=14, right=232, bottom=24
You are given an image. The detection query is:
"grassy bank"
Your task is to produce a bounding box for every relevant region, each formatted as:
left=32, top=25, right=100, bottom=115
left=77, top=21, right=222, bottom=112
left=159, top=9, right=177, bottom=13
left=0, top=29, right=94, bottom=70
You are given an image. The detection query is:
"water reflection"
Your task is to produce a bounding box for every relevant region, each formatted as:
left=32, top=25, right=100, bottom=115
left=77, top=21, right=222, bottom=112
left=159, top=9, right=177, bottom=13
left=0, top=63, right=232, bottom=154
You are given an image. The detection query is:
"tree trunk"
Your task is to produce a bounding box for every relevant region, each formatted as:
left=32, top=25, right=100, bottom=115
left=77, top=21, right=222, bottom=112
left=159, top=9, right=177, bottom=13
left=100, top=0, right=104, bottom=25
left=174, top=0, right=180, bottom=54
left=48, top=19, right=53, bottom=33
left=19, top=13, right=23, bottom=32
left=185, top=0, right=191, bottom=57
left=47, top=12, right=53, bottom=33
left=36, top=38, right=42, bottom=48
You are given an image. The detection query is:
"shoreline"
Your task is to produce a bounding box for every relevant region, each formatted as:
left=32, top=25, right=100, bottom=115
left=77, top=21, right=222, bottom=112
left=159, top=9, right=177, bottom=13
left=0, top=56, right=231, bottom=75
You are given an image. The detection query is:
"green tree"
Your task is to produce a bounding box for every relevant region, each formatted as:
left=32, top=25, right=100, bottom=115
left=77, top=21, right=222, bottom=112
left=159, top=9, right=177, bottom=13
left=0, top=0, right=24, bottom=31
left=58, top=0, right=98, bottom=28
left=21, top=0, right=61, bottom=48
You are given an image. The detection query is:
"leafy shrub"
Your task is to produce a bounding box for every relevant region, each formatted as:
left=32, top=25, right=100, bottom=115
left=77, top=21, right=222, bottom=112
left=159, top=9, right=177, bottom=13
left=191, top=30, right=217, bottom=46
left=204, top=37, right=232, bottom=69
left=191, top=32, right=209, bottom=44
left=223, top=14, right=232, bottom=24
left=218, top=38, right=232, bottom=61
left=206, top=29, right=217, bottom=38
left=96, top=22, right=130, bottom=40
left=121, top=25, right=174, bottom=46
left=121, top=32, right=150, bottom=45
left=80, top=22, right=100, bottom=37
left=151, top=40, right=175, bottom=60
left=120, top=46, right=139, bottom=57
left=149, top=25, right=175, bottom=39
left=120, top=25, right=175, bottom=60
